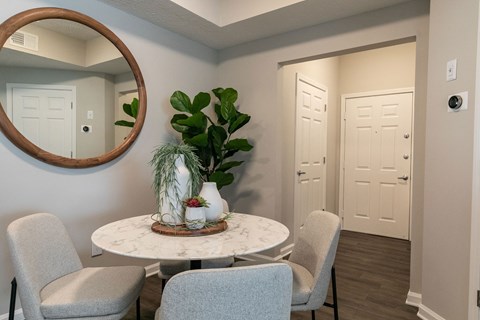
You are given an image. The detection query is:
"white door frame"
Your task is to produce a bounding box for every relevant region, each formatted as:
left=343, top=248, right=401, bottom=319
left=6, top=83, right=77, bottom=157
left=338, top=87, right=415, bottom=239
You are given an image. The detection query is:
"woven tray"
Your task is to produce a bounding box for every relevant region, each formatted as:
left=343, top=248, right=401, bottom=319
left=151, top=220, right=228, bottom=237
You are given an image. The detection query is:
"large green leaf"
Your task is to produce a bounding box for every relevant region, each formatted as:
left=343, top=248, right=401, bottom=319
left=130, top=97, right=139, bottom=118
left=191, top=92, right=211, bottom=113
left=225, top=138, right=253, bottom=151
left=123, top=103, right=133, bottom=117
left=214, top=103, right=228, bottom=125
left=212, top=87, right=224, bottom=100
left=220, top=88, right=238, bottom=120
left=185, top=133, right=208, bottom=147
left=228, top=113, right=250, bottom=134
left=114, top=120, right=134, bottom=127
left=209, top=171, right=234, bottom=190
left=217, top=161, right=243, bottom=172
left=171, top=114, right=190, bottom=133
left=170, top=91, right=192, bottom=113
left=208, top=125, right=227, bottom=156
left=177, top=112, right=208, bottom=132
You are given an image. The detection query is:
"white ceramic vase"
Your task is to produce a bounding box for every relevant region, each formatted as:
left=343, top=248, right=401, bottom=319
left=160, top=155, right=191, bottom=225
left=199, top=182, right=223, bottom=221
left=185, top=207, right=206, bottom=229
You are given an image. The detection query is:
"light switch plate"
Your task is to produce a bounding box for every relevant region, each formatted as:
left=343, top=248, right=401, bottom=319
left=87, top=110, right=94, bottom=119
left=447, top=59, right=457, bottom=81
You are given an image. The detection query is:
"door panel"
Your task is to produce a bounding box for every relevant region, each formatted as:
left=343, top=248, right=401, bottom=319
left=294, top=74, right=327, bottom=235
left=11, top=86, right=74, bottom=158
left=343, top=91, right=413, bottom=239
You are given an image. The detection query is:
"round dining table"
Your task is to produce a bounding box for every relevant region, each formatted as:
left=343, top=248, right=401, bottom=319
left=91, top=213, right=289, bottom=268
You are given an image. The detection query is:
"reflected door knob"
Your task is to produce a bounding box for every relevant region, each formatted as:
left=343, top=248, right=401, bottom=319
left=397, top=175, right=409, bottom=181
left=297, top=170, right=306, bottom=176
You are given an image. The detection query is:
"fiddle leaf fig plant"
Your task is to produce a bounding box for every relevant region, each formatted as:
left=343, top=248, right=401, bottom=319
left=170, top=87, right=253, bottom=189
left=114, top=97, right=139, bottom=128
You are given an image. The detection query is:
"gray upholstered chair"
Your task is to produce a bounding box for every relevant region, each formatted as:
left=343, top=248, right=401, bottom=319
left=6, top=212, right=146, bottom=320
left=158, top=198, right=234, bottom=288
left=234, top=210, right=341, bottom=320
left=155, top=263, right=293, bottom=320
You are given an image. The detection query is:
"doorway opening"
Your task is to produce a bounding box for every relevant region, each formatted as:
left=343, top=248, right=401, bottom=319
left=281, top=41, right=416, bottom=242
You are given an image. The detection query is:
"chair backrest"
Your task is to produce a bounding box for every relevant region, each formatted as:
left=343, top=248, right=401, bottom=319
left=288, top=210, right=341, bottom=309
left=6, top=213, right=83, bottom=319
left=157, top=263, right=293, bottom=320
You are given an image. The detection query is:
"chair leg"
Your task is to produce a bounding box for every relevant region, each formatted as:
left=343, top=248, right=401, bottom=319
left=136, top=296, right=141, bottom=320
left=323, top=266, right=339, bottom=320
left=311, top=310, right=315, bottom=320
left=9, top=278, right=16, bottom=320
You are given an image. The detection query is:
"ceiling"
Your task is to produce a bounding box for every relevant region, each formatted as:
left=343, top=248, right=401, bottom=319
left=97, top=0, right=414, bottom=49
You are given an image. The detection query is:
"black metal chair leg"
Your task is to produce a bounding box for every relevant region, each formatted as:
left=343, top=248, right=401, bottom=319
left=136, top=296, right=141, bottom=320
left=311, top=310, right=316, bottom=320
left=322, top=266, right=339, bottom=320
left=9, top=277, right=17, bottom=320
left=331, top=266, right=339, bottom=320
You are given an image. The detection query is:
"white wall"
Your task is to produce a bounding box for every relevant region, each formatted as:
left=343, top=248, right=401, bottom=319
left=0, top=0, right=217, bottom=314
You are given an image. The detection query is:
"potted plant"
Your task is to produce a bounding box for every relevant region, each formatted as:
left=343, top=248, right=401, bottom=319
left=169, top=87, right=253, bottom=190
left=183, top=196, right=209, bottom=229
left=150, top=143, right=203, bottom=225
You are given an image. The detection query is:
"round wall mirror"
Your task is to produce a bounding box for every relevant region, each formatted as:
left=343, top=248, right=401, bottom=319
left=0, top=8, right=146, bottom=168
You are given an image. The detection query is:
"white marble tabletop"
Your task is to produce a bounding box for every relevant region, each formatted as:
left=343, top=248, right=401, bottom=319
left=91, top=213, right=289, bottom=261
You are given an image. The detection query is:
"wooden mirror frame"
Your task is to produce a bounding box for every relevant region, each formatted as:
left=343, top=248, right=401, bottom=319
left=0, top=7, right=147, bottom=168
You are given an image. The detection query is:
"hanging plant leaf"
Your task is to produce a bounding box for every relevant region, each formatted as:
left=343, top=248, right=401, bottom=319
left=170, top=91, right=192, bottom=113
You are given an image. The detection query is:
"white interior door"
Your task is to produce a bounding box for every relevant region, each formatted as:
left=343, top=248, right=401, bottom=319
left=9, top=84, right=75, bottom=158
left=293, top=74, right=327, bottom=236
left=341, top=90, right=413, bottom=240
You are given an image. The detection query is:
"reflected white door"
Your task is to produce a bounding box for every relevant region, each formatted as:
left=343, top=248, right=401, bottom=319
left=293, top=74, right=327, bottom=236
left=342, top=91, right=413, bottom=239
left=10, top=85, right=75, bottom=158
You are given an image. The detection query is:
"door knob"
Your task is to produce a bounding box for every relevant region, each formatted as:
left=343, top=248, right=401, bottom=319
left=297, top=170, right=306, bottom=176
left=397, top=175, right=409, bottom=181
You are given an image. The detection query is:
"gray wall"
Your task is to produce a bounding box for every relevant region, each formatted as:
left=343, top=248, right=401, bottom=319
left=218, top=0, right=429, bottom=302
left=422, top=0, right=479, bottom=319
left=0, top=66, right=116, bottom=158
left=0, top=0, right=217, bottom=314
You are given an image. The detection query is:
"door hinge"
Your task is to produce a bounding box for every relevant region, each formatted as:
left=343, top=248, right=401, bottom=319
left=323, top=156, right=326, bottom=164
left=71, top=102, right=73, bottom=109
left=477, top=290, right=480, bottom=307
left=324, top=104, right=327, bottom=112
left=70, top=151, right=73, bottom=158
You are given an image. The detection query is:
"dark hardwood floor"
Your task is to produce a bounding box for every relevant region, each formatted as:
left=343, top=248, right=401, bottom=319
left=125, top=230, right=419, bottom=320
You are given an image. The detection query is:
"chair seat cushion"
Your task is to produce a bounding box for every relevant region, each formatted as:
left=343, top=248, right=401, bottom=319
left=158, top=261, right=190, bottom=278
left=233, top=259, right=313, bottom=305
left=40, top=266, right=145, bottom=319
left=284, top=261, right=313, bottom=305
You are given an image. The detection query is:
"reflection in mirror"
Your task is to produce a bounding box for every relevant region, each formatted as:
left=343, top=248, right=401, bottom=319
left=0, top=19, right=136, bottom=159
left=0, top=8, right=146, bottom=168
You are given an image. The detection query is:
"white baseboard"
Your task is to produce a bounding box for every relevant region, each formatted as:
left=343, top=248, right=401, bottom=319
left=417, top=304, right=446, bottom=320
left=145, top=262, right=160, bottom=277
left=406, top=290, right=422, bottom=307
